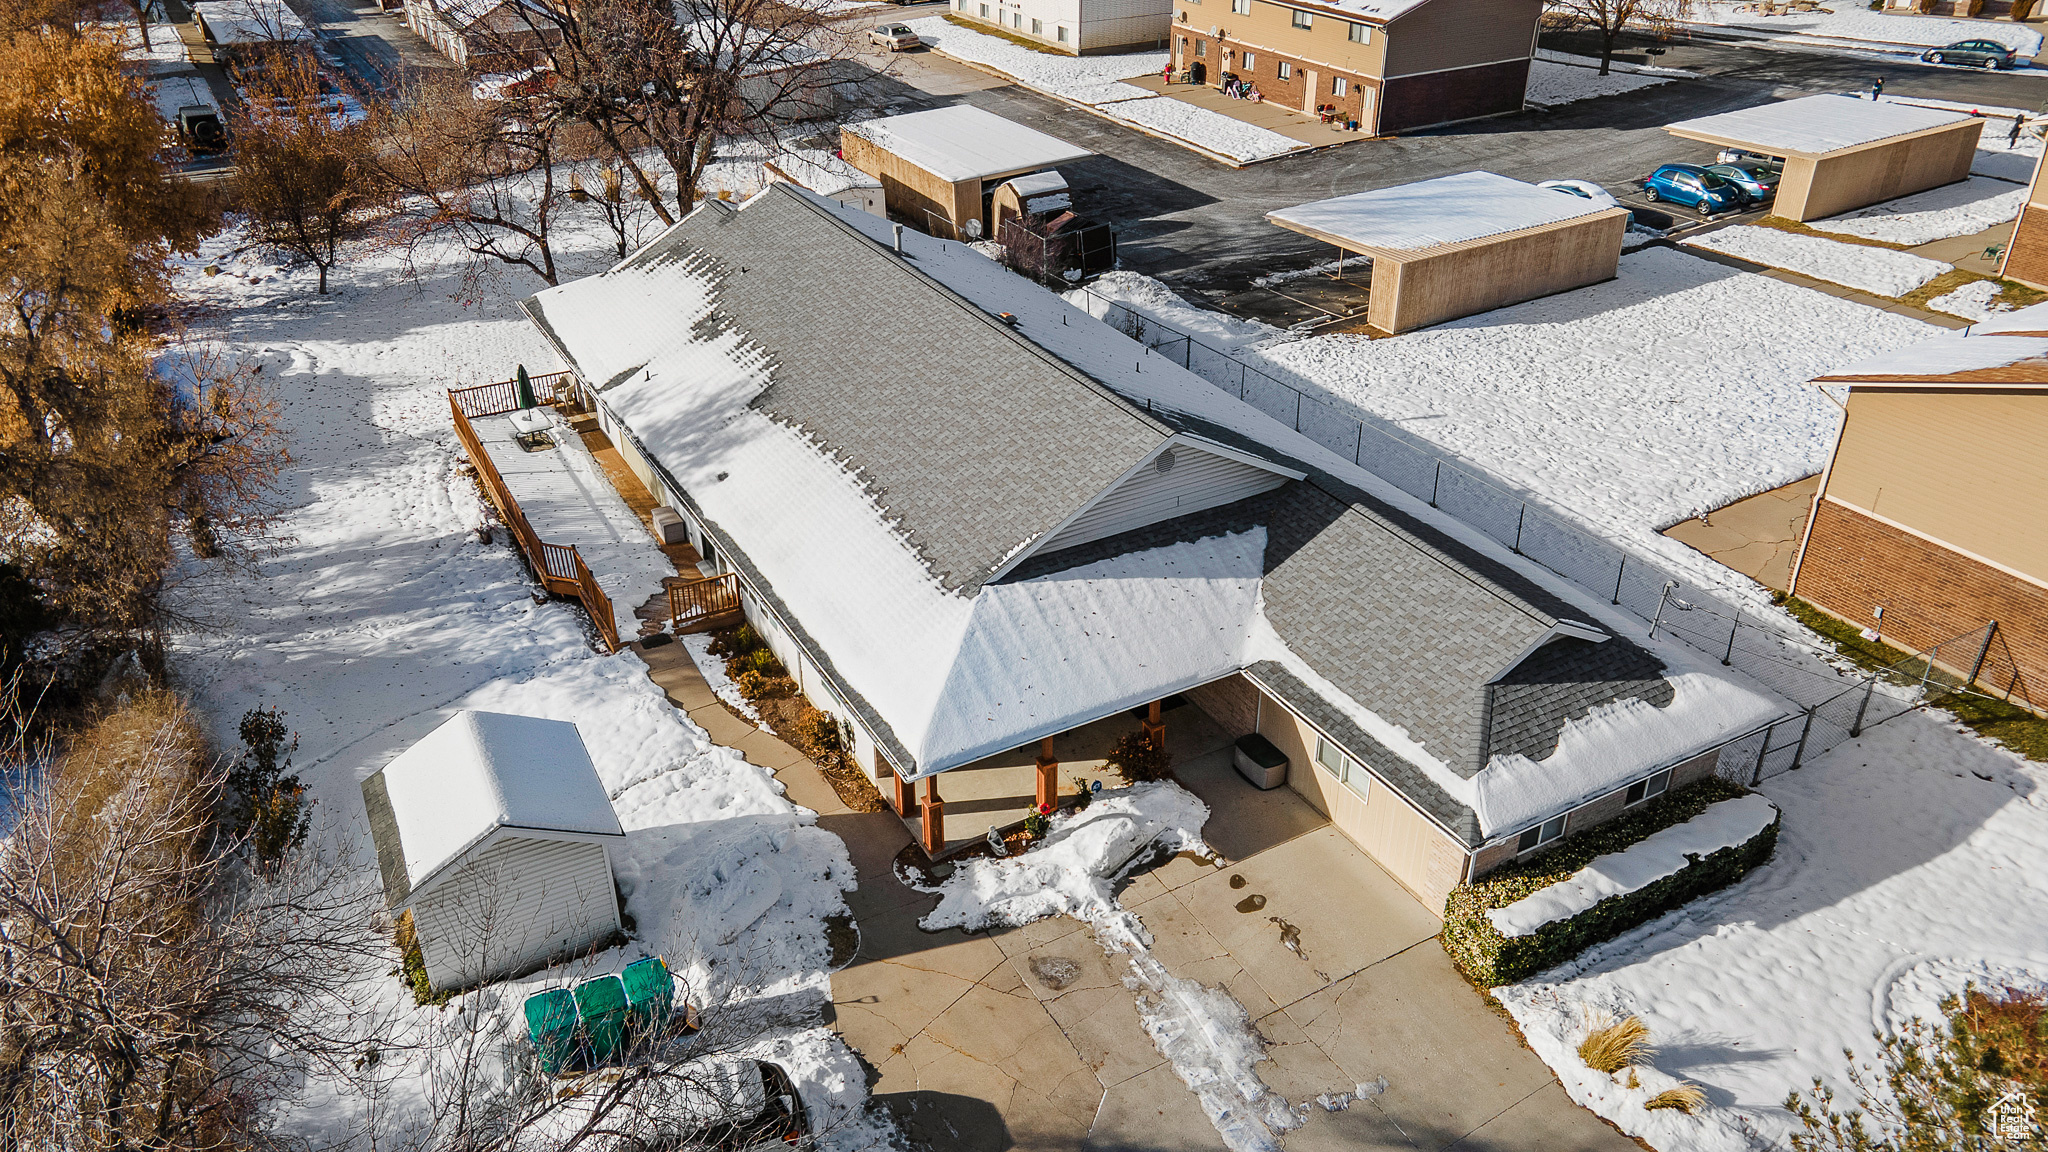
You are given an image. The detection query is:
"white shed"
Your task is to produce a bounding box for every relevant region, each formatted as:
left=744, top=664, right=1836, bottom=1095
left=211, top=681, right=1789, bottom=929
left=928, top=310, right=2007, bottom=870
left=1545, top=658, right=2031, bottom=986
left=363, top=710, right=626, bottom=992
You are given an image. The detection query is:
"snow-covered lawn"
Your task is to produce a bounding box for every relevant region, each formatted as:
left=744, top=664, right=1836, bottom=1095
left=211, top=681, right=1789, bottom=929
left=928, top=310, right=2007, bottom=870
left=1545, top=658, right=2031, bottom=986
left=164, top=219, right=887, bottom=1147
left=1525, top=58, right=1680, bottom=107
left=1496, top=708, right=2048, bottom=1151
left=1066, top=270, right=1285, bottom=353
left=1809, top=175, right=2026, bottom=246
left=1686, top=2, right=2044, bottom=55
left=900, top=17, right=1305, bottom=164
left=1685, top=224, right=1951, bottom=297
left=1927, top=278, right=2014, bottom=321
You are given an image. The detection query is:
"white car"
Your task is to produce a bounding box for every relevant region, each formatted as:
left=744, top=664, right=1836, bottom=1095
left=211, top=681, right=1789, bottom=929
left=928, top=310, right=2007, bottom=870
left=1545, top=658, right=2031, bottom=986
left=869, top=22, right=920, bottom=51
left=1537, top=179, right=1623, bottom=211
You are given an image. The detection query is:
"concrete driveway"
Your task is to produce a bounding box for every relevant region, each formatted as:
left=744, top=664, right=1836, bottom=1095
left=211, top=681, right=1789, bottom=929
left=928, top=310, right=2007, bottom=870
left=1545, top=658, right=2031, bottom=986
left=823, top=714, right=1636, bottom=1151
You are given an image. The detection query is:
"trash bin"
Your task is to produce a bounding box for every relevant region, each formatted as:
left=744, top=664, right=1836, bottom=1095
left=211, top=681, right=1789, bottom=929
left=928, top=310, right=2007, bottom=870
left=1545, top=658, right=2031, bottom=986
left=573, top=974, right=629, bottom=1068
left=1233, top=733, right=1288, bottom=790
left=523, top=988, right=580, bottom=1076
left=621, top=955, right=674, bottom=1040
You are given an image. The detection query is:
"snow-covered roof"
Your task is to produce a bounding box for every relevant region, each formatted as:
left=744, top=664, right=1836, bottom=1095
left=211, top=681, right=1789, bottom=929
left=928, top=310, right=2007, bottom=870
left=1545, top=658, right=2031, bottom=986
left=765, top=149, right=879, bottom=198
left=1266, top=171, right=1621, bottom=255
left=523, top=184, right=1788, bottom=843
left=1967, top=298, right=2048, bottom=336
left=1815, top=332, right=2048, bottom=382
left=1288, top=0, right=1431, bottom=22
left=369, top=711, right=623, bottom=902
left=845, top=106, right=1092, bottom=183
left=1664, top=94, right=1973, bottom=157
left=193, top=0, right=311, bottom=44
left=1001, top=170, right=1068, bottom=198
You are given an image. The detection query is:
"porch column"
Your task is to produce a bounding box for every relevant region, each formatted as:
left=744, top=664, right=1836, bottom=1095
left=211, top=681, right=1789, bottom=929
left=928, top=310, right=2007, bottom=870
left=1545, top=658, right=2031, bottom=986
left=920, top=777, right=945, bottom=855
left=1035, top=736, right=1059, bottom=810
left=1145, top=700, right=1166, bottom=751
left=882, top=751, right=914, bottom=816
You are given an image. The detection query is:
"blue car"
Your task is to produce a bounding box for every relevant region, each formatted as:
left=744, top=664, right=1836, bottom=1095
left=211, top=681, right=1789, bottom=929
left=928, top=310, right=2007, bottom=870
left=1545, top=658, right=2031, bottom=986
left=1705, top=162, right=1778, bottom=206
left=1641, top=163, right=1745, bottom=217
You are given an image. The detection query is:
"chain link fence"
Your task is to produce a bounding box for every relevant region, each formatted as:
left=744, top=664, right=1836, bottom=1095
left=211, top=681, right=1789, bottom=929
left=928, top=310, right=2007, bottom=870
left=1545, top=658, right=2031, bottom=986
left=1068, top=283, right=2032, bottom=784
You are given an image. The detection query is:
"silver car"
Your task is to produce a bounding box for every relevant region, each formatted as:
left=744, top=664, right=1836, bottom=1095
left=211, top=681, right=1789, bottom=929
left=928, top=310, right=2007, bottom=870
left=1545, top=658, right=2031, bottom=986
left=869, top=22, right=921, bottom=51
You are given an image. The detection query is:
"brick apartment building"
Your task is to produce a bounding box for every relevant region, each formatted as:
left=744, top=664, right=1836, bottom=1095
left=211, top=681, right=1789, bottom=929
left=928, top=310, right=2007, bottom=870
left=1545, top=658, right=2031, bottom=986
left=1168, top=0, right=1540, bottom=133
left=2001, top=154, right=2048, bottom=290
left=1791, top=319, right=2048, bottom=708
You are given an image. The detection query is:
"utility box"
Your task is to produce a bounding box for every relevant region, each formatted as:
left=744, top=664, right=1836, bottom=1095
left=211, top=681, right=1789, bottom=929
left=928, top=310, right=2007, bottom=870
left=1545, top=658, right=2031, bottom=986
left=1233, top=733, right=1288, bottom=790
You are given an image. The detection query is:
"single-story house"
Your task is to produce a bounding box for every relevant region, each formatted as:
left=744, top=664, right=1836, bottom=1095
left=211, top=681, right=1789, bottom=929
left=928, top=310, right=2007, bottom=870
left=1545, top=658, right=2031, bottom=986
left=1266, top=171, right=1630, bottom=335
left=402, top=0, right=558, bottom=69
left=840, top=106, right=1093, bottom=241
left=362, top=710, right=626, bottom=991
left=1790, top=310, right=2048, bottom=707
left=518, top=182, right=1785, bottom=910
left=1663, top=95, right=1983, bottom=222
left=1166, top=0, right=1542, bottom=133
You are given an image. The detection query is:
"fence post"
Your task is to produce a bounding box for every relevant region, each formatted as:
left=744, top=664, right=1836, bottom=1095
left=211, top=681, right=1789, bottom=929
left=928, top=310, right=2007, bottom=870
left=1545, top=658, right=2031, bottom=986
left=1722, top=608, right=1739, bottom=666
left=1353, top=422, right=1363, bottom=466
left=1512, top=504, right=1526, bottom=554
left=1294, top=390, right=1303, bottom=432
left=1849, top=673, right=1879, bottom=737
left=1787, top=705, right=1816, bottom=771
left=1611, top=555, right=1626, bottom=605
left=1648, top=580, right=1677, bottom=639
left=1429, top=460, right=1441, bottom=506
left=1968, top=621, right=1998, bottom=687
left=1751, top=726, right=1771, bottom=787
left=1917, top=643, right=1938, bottom=698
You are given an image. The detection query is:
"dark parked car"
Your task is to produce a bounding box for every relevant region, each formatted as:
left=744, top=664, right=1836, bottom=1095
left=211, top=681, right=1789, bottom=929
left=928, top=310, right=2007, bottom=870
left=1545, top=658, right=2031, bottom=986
left=1641, top=163, right=1745, bottom=217
left=1705, top=162, right=1778, bottom=205
left=1714, top=147, right=1784, bottom=173
left=1921, top=39, right=2019, bottom=69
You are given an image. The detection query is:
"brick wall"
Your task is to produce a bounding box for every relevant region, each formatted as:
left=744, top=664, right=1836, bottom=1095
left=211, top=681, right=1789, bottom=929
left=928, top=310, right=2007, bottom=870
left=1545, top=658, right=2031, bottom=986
left=2005, top=204, right=2048, bottom=291
left=1797, top=499, right=2046, bottom=704
left=1176, top=33, right=1375, bottom=125
left=1184, top=673, right=1259, bottom=737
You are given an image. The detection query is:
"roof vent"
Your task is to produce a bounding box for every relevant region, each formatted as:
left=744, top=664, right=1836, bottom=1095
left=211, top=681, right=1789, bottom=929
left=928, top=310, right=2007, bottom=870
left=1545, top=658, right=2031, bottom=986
left=1155, top=448, right=1177, bottom=474
left=997, top=312, right=1019, bottom=326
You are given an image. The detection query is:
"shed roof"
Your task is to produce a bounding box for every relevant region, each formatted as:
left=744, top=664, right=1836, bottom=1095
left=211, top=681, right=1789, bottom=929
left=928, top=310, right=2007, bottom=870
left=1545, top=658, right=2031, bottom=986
left=765, top=149, right=880, bottom=198
left=845, top=106, right=1092, bottom=183
left=1814, top=332, right=2048, bottom=384
left=364, top=711, right=623, bottom=905
left=1266, top=171, right=1617, bottom=256
left=1663, top=94, right=1971, bottom=158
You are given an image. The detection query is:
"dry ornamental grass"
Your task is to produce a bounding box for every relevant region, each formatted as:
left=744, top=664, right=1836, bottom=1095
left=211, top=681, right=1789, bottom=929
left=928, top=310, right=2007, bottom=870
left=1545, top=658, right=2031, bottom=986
left=1579, top=1015, right=1655, bottom=1074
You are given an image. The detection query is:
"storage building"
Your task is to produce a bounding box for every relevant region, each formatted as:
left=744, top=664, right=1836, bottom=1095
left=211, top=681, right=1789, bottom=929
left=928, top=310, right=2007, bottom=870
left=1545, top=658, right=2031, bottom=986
left=1663, top=95, right=1983, bottom=222
left=1266, top=171, right=1630, bottom=334
left=362, top=710, right=626, bottom=992
left=841, top=106, right=1093, bottom=240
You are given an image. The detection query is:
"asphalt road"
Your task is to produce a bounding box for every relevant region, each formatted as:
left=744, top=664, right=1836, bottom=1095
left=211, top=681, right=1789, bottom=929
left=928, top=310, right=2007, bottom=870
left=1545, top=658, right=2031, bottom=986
left=846, top=24, right=2048, bottom=317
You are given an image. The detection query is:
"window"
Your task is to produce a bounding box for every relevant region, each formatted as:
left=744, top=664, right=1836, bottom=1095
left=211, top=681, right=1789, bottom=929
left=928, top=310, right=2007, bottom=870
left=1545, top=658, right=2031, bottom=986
left=1241, top=51, right=1254, bottom=68
left=1057, top=24, right=1068, bottom=39
left=1313, top=737, right=1371, bottom=800
left=1012, top=11, right=1022, bottom=27
left=1624, top=769, right=1671, bottom=807
left=1516, top=815, right=1566, bottom=854
left=1290, top=7, right=1311, bottom=27
left=1195, top=38, right=1205, bottom=55
left=1232, top=0, right=1249, bottom=12
left=1031, top=17, right=1041, bottom=32
left=1276, top=60, right=1292, bottom=78
left=1348, top=20, right=1367, bottom=41
left=979, top=3, right=988, bottom=14
left=1332, top=75, right=1347, bottom=95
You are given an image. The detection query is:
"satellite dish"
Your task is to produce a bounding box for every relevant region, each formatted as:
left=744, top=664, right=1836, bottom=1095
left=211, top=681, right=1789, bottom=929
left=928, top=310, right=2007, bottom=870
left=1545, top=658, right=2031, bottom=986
left=963, top=218, right=984, bottom=240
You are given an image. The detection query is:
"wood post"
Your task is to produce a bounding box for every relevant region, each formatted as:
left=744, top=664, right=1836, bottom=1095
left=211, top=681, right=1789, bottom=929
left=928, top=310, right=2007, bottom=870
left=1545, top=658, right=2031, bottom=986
left=920, top=777, right=945, bottom=855
left=1144, top=699, right=1165, bottom=751
left=882, top=752, right=913, bottom=816
left=1035, top=736, right=1059, bottom=810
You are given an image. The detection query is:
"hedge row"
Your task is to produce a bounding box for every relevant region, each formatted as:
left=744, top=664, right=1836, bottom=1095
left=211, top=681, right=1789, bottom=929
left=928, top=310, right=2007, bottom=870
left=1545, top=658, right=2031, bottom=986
left=1443, top=777, right=1780, bottom=987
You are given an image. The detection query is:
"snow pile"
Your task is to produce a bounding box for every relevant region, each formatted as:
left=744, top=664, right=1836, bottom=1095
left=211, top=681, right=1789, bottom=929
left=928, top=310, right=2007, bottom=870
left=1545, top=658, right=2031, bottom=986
left=920, top=781, right=1212, bottom=931
left=1064, top=271, right=1287, bottom=353
left=1810, top=176, right=2026, bottom=245
left=1494, top=709, right=2048, bottom=1152
left=900, top=18, right=1304, bottom=164
left=1686, top=2, right=2043, bottom=55
left=1486, top=794, right=1780, bottom=937
left=1534, top=48, right=1697, bottom=77
left=1685, top=225, right=1950, bottom=297
left=1525, top=59, right=1676, bottom=106
left=920, top=782, right=1323, bottom=1151
left=1928, top=279, right=2012, bottom=322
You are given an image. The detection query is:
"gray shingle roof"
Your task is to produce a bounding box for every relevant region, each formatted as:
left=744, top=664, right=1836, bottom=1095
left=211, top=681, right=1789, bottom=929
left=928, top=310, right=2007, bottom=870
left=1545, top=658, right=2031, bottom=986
left=361, top=771, right=410, bottom=907
left=539, top=185, right=1169, bottom=593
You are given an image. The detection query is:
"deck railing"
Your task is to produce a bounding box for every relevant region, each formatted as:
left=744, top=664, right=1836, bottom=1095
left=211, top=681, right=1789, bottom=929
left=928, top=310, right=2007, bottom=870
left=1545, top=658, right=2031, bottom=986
left=448, top=387, right=619, bottom=653
left=449, top=372, right=577, bottom=420
left=669, top=573, right=740, bottom=633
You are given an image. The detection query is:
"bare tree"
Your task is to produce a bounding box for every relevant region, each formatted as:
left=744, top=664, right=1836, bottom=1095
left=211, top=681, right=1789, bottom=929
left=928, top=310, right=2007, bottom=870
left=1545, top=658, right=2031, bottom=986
left=233, top=59, right=385, bottom=294
left=1542, top=0, right=1690, bottom=75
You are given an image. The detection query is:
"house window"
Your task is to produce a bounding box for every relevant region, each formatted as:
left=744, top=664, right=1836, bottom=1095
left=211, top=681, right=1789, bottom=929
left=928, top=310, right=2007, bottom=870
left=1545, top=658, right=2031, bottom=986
left=979, top=3, right=988, bottom=14
left=1232, top=0, right=1249, bottom=12
left=1057, top=24, right=1068, bottom=39
left=1031, top=16, right=1041, bottom=32
left=1624, top=769, right=1672, bottom=806
left=1241, top=51, right=1255, bottom=68
left=1012, top=11, right=1022, bottom=26
left=1276, top=60, right=1292, bottom=78
left=1332, top=75, right=1347, bottom=95
left=1517, top=815, right=1567, bottom=854
left=1314, top=737, right=1371, bottom=800
left=1195, top=38, right=1205, bottom=55
left=1290, top=7, right=1312, bottom=27
left=1348, top=20, right=1368, bottom=41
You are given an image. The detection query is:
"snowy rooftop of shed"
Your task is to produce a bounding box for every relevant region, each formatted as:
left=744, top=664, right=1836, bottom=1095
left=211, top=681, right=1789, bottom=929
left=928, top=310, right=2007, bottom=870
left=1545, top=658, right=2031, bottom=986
left=1814, top=332, right=2048, bottom=384
left=193, top=0, right=311, bottom=43
left=845, top=106, right=1092, bottom=183
left=766, top=149, right=880, bottom=198
left=1265, top=171, right=1617, bottom=255
left=1664, top=94, right=1972, bottom=157
left=368, top=711, right=623, bottom=902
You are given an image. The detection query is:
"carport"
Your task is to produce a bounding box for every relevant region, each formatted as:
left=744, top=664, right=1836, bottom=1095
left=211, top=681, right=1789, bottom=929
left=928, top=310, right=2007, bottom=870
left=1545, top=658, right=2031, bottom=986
left=1663, top=94, right=1983, bottom=222
left=1265, top=171, right=1631, bottom=335
left=840, top=105, right=1092, bottom=241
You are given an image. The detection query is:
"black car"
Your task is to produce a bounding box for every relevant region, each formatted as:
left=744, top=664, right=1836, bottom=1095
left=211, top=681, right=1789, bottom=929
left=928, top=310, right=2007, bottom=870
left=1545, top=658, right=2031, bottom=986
left=1922, top=39, right=2020, bottom=69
